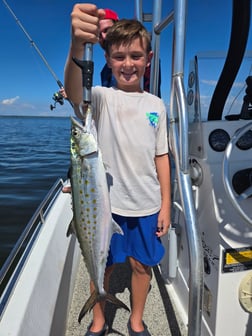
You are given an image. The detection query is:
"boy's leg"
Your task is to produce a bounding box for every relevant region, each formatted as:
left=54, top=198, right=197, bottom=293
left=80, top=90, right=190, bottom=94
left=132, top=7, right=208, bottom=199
left=128, top=257, right=152, bottom=332
left=87, top=266, right=114, bottom=332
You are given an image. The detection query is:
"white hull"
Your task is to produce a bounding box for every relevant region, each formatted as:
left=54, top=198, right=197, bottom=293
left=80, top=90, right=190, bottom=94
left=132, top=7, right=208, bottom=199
left=0, top=186, right=80, bottom=336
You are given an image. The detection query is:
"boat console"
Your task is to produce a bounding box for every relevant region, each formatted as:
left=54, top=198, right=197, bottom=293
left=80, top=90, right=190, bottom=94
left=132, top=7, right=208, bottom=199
left=162, top=3, right=252, bottom=332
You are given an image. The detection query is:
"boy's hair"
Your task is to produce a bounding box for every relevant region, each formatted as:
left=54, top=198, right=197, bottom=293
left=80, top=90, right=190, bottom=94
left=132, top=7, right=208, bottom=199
left=103, top=19, right=152, bottom=55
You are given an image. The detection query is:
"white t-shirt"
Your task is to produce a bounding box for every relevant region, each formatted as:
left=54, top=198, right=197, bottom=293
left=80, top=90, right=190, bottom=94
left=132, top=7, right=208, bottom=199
left=91, top=86, right=168, bottom=217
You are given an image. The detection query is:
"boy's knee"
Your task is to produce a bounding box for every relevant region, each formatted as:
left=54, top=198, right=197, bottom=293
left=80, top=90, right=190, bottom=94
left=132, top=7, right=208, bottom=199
left=129, top=257, right=151, bottom=276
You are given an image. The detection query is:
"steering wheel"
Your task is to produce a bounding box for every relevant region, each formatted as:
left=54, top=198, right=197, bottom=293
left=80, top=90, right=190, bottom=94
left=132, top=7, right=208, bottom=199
left=222, top=121, right=252, bottom=226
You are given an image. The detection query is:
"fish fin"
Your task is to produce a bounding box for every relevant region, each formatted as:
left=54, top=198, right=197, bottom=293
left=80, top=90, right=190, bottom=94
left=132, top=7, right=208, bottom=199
left=78, top=290, right=97, bottom=323
left=103, top=162, right=110, bottom=170
left=104, top=293, right=130, bottom=312
left=78, top=290, right=130, bottom=324
left=66, top=219, right=76, bottom=237
left=112, top=219, right=124, bottom=235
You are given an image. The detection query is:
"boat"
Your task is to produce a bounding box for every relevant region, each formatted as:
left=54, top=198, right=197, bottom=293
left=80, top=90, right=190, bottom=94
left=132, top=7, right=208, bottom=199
left=1, top=0, right=252, bottom=335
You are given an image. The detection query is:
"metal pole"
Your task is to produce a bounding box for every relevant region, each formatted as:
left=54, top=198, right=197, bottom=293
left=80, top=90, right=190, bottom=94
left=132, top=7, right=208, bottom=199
left=150, top=0, right=162, bottom=96
left=170, top=1, right=204, bottom=335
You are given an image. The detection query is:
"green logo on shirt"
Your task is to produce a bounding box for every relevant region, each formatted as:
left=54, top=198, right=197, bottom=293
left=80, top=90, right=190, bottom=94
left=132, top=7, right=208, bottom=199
left=146, top=112, right=159, bottom=128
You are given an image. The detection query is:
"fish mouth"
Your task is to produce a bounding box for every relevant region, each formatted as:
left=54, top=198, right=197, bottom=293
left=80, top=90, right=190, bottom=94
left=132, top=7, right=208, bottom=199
left=71, top=116, right=84, bottom=130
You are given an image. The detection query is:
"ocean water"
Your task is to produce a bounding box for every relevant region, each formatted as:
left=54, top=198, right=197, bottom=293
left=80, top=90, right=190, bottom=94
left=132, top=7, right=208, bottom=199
left=0, top=116, right=71, bottom=269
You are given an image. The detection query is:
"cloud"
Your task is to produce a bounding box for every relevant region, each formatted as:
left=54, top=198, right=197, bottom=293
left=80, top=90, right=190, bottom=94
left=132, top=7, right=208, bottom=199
left=201, top=79, right=245, bottom=88
left=201, top=79, right=217, bottom=86
left=1, top=96, right=20, bottom=105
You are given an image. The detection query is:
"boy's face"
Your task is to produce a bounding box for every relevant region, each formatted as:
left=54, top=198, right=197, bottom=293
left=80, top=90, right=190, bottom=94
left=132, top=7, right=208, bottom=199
left=105, top=37, right=153, bottom=92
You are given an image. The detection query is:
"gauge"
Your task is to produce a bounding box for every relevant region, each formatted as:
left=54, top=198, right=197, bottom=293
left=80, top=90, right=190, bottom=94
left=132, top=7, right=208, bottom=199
left=187, top=89, right=194, bottom=105
left=188, top=71, right=195, bottom=88
left=236, top=129, right=252, bottom=150
left=209, top=129, right=230, bottom=152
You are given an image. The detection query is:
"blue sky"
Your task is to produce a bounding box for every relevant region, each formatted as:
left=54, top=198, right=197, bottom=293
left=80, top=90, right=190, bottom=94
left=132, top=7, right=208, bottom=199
left=0, top=0, right=250, bottom=117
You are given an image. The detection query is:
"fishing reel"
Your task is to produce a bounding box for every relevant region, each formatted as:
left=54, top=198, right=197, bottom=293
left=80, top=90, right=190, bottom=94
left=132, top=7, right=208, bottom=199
left=50, top=91, right=64, bottom=110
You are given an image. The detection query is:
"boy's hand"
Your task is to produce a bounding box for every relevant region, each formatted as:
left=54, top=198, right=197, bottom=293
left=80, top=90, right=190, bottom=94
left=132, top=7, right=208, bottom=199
left=156, top=207, right=170, bottom=237
left=71, top=4, right=105, bottom=48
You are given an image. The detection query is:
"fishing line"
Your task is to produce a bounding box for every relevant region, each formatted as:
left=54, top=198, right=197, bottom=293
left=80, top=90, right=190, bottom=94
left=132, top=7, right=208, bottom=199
left=2, top=0, right=73, bottom=108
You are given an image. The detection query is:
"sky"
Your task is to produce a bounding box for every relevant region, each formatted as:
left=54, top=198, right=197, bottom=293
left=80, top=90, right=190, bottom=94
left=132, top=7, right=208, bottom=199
left=0, top=0, right=251, bottom=117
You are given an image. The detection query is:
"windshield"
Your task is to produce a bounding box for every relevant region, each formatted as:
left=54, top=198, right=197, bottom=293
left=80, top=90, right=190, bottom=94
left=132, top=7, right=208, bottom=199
left=189, top=52, right=252, bottom=122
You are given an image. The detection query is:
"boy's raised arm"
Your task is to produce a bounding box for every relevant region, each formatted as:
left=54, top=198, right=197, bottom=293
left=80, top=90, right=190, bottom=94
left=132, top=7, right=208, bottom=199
left=64, top=4, right=105, bottom=105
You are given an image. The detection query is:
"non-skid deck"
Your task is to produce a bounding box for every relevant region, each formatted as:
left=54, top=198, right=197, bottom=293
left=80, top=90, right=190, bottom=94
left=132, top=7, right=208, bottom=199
left=65, top=260, right=187, bottom=336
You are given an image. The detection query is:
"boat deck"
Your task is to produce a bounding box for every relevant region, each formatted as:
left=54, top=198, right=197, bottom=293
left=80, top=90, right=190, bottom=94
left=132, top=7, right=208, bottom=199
left=65, top=259, right=187, bottom=336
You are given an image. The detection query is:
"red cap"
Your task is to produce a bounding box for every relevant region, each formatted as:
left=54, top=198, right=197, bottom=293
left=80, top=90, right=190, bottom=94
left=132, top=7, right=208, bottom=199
left=104, top=9, right=119, bottom=21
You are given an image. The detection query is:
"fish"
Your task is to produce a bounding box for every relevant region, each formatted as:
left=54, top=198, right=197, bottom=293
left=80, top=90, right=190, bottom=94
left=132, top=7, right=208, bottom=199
left=70, top=109, right=129, bottom=323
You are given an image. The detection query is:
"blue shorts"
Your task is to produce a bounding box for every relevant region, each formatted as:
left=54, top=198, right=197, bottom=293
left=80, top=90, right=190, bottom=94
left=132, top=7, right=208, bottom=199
left=107, top=212, right=165, bottom=267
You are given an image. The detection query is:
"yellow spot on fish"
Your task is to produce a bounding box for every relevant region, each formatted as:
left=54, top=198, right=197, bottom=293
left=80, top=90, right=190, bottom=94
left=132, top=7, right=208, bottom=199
left=90, top=188, right=95, bottom=192
left=92, top=200, right=96, bottom=204
left=93, top=215, right=97, bottom=219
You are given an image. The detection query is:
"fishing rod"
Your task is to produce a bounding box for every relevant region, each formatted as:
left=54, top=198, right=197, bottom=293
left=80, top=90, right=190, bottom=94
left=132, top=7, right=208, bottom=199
left=2, top=0, right=73, bottom=108
left=72, top=43, right=94, bottom=121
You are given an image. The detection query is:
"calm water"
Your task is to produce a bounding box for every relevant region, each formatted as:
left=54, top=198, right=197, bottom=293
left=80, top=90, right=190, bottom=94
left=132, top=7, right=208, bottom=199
left=0, top=116, right=71, bottom=269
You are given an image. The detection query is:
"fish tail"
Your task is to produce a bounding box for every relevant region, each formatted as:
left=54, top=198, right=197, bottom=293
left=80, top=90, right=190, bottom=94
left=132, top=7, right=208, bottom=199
left=78, top=290, right=97, bottom=323
left=78, top=290, right=130, bottom=323
left=104, top=293, right=130, bottom=313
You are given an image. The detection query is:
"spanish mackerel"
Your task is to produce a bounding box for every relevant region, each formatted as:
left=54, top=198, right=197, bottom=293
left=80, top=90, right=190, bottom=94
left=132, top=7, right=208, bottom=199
left=70, top=107, right=129, bottom=323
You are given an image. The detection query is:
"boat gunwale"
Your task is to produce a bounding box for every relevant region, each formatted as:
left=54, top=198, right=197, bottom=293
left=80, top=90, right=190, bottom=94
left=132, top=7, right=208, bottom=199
left=0, top=178, right=64, bottom=316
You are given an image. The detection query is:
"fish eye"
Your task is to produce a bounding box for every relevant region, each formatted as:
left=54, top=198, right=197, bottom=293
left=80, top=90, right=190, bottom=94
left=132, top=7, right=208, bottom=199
left=72, top=128, right=79, bottom=136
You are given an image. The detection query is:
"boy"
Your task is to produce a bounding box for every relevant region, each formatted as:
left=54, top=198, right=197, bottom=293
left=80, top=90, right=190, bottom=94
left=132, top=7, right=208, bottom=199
left=65, top=4, right=171, bottom=336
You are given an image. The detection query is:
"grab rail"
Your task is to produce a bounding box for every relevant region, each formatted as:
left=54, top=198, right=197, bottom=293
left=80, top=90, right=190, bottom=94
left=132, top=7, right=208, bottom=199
left=170, top=1, right=204, bottom=334
left=136, top=0, right=204, bottom=334
left=169, top=1, right=204, bottom=334
left=0, top=178, right=64, bottom=313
